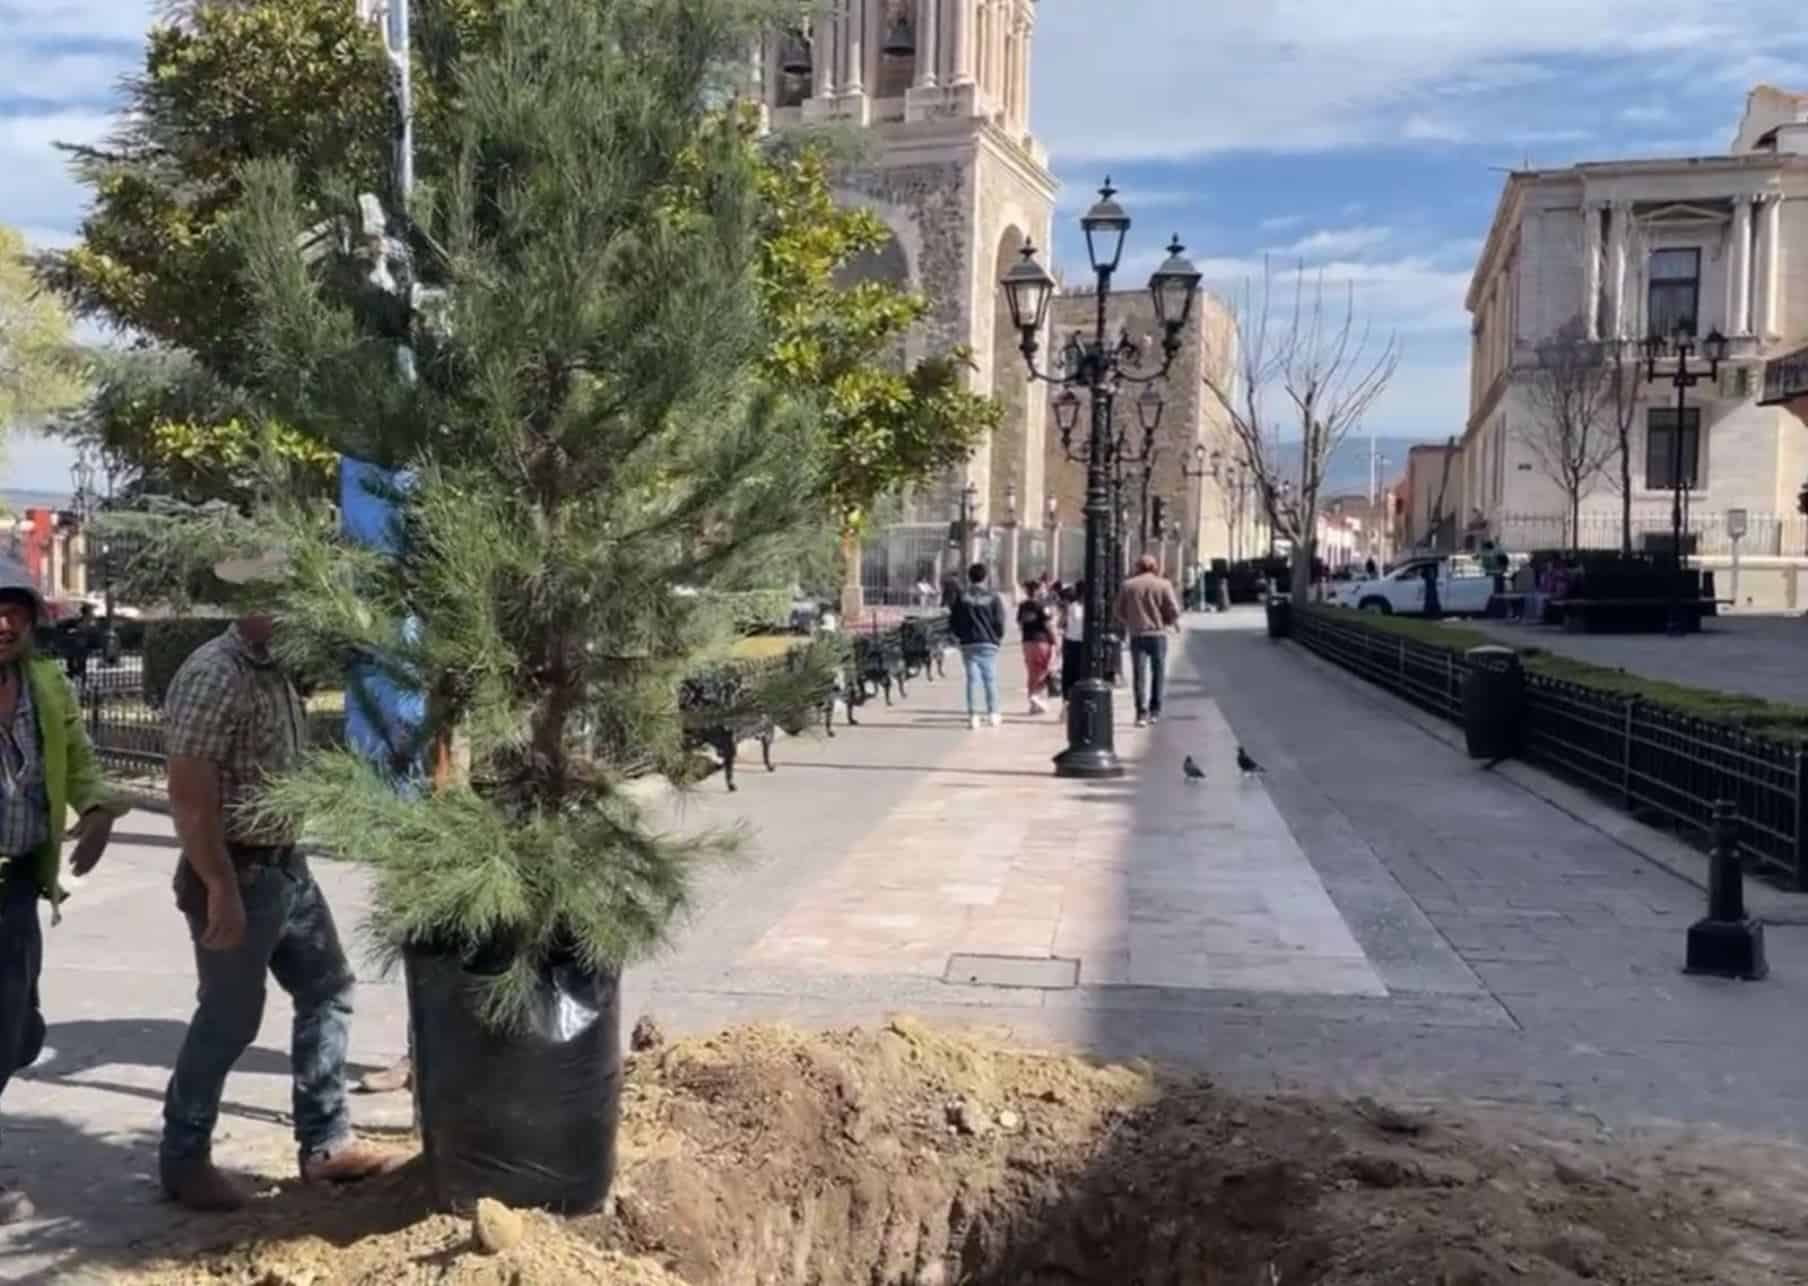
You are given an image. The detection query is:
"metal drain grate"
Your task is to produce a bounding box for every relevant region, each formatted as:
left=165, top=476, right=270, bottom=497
left=944, top=953, right=1080, bottom=989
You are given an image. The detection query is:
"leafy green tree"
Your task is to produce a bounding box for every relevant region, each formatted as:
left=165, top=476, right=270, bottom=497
left=0, top=225, right=84, bottom=431
left=230, top=0, right=831, bottom=1021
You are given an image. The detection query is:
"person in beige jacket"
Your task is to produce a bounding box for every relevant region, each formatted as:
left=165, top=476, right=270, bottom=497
left=1113, top=555, right=1183, bottom=727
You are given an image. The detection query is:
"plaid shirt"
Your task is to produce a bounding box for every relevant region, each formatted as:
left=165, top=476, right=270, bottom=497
left=163, top=626, right=307, bottom=846
left=0, top=664, right=50, bottom=859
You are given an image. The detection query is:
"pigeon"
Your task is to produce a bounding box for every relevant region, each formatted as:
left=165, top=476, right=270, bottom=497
left=1236, top=746, right=1265, bottom=775
left=1182, top=754, right=1206, bottom=782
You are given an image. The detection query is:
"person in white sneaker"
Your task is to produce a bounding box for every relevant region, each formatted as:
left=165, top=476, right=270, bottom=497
left=1016, top=583, right=1055, bottom=715
left=947, top=563, right=1006, bottom=729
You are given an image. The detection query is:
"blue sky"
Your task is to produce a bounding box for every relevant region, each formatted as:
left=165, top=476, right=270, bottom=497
left=7, top=0, right=1808, bottom=488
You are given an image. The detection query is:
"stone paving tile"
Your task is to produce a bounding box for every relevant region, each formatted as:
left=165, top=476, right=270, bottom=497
left=738, top=642, right=1384, bottom=997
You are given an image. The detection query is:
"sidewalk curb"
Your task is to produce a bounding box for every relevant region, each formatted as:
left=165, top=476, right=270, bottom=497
left=1283, top=640, right=1808, bottom=926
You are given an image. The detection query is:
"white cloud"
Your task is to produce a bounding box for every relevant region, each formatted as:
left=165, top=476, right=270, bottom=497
left=1198, top=254, right=1472, bottom=338
left=1619, top=103, right=1673, bottom=125
left=1053, top=181, right=1200, bottom=216
left=1402, top=115, right=1467, bottom=143
left=0, top=111, right=112, bottom=235
left=0, top=50, right=128, bottom=104
left=1260, top=213, right=1306, bottom=231
left=1268, top=225, right=1393, bottom=258
left=0, top=1, right=159, bottom=44
left=1030, top=1, right=1807, bottom=161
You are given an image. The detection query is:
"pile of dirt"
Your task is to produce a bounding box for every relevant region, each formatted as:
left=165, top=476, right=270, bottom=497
left=115, top=1018, right=1808, bottom=1285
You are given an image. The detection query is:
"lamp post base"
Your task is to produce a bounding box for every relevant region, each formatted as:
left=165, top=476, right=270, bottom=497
left=1684, top=916, right=1768, bottom=980
left=1054, top=678, right=1124, bottom=779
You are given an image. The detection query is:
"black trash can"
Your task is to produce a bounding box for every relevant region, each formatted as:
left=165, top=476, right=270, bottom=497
left=1462, top=644, right=1524, bottom=760
left=1265, top=595, right=1292, bottom=640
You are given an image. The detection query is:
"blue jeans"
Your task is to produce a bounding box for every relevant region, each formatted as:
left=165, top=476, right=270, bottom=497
left=1130, top=633, right=1169, bottom=719
left=961, top=643, right=1000, bottom=717
left=0, top=869, right=45, bottom=1150
left=162, top=854, right=355, bottom=1164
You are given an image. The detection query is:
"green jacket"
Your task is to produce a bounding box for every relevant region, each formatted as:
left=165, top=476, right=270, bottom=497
left=4, top=658, right=123, bottom=906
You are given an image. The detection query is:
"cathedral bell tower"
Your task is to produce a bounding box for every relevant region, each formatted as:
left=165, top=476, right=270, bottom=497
left=756, top=1, right=1058, bottom=532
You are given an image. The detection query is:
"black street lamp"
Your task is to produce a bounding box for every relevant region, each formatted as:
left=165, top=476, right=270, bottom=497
left=1000, top=179, right=1201, bottom=779
left=1642, top=321, right=1728, bottom=636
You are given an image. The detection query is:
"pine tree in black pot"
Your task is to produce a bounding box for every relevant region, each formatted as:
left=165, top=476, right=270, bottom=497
left=222, top=0, right=834, bottom=1213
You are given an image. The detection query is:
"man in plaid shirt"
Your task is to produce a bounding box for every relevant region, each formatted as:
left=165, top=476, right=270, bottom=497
left=159, top=561, right=404, bottom=1211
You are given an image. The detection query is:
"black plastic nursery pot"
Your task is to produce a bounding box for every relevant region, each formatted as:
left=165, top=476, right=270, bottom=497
left=404, top=946, right=622, bottom=1213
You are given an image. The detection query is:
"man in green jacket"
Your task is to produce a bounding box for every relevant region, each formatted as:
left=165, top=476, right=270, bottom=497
left=0, top=570, right=124, bottom=1224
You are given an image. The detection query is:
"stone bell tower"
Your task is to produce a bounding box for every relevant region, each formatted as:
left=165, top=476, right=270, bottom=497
left=756, top=1, right=1057, bottom=531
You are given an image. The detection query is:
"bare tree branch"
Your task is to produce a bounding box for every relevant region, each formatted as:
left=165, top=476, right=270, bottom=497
left=1520, top=315, right=1621, bottom=552
left=1201, top=259, right=1399, bottom=588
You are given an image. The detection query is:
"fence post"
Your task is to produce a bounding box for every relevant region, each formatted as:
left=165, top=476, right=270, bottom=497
left=1621, top=698, right=1637, bottom=809
left=1794, top=747, right=1808, bottom=893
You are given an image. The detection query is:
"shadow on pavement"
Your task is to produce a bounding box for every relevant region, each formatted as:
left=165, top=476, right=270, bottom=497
left=0, top=1113, right=433, bottom=1284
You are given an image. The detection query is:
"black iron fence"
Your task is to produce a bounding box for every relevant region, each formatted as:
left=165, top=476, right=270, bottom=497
left=78, top=654, right=346, bottom=784
left=1293, top=608, right=1808, bottom=891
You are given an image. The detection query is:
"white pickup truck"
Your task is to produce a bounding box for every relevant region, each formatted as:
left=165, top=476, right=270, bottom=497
left=1332, top=555, right=1498, bottom=617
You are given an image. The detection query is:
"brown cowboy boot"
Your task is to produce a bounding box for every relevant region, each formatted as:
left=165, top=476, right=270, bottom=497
left=160, top=1158, right=251, bottom=1213
left=300, top=1136, right=410, bottom=1185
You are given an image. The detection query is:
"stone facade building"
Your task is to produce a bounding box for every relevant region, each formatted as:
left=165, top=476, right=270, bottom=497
left=759, top=0, right=1056, bottom=531
left=753, top=1, right=1239, bottom=599
left=1463, top=85, right=1808, bottom=606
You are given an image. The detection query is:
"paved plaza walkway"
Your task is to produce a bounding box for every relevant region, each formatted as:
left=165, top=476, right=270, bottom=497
left=4, top=609, right=1807, bottom=1279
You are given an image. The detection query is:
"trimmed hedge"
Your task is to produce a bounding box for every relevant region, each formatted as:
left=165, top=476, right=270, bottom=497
left=143, top=618, right=234, bottom=708
left=142, top=617, right=340, bottom=707
left=699, top=589, right=795, bottom=635
left=1304, top=605, right=1808, bottom=741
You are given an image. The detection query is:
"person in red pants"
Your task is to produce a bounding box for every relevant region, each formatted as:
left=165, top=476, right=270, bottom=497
left=1017, top=582, right=1056, bottom=716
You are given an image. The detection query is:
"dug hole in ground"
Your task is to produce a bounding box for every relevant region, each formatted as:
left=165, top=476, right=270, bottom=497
left=120, top=1019, right=1808, bottom=1286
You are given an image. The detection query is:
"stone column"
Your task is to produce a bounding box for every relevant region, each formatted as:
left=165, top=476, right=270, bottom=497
left=844, top=0, right=864, bottom=95
left=1608, top=201, right=1629, bottom=339
left=1730, top=194, right=1753, bottom=336
left=950, top=0, right=973, bottom=85
left=915, top=0, right=938, bottom=87
left=1582, top=201, right=1602, bottom=340
left=813, top=5, right=836, bottom=97
left=1014, top=6, right=1032, bottom=128
left=991, top=1, right=1007, bottom=109
left=1760, top=193, right=1783, bottom=338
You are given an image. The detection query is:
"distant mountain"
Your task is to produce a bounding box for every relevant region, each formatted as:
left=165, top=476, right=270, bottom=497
left=1267, top=434, right=1445, bottom=498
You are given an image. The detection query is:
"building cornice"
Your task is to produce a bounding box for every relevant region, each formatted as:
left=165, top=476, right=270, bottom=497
left=1467, top=176, right=1527, bottom=313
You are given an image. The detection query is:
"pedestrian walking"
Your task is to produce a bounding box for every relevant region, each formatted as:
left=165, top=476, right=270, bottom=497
left=948, top=562, right=1006, bottom=729
left=0, top=568, right=125, bottom=1225
left=158, top=554, right=405, bottom=1212
left=1017, top=581, right=1055, bottom=715
left=1113, top=554, right=1182, bottom=728
left=1059, top=582, right=1086, bottom=700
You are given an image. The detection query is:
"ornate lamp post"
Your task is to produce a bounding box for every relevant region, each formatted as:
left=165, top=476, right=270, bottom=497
left=1000, top=180, right=1201, bottom=779
left=1641, top=321, right=1728, bottom=636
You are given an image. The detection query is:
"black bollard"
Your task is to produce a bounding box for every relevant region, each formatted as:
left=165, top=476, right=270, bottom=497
left=1684, top=800, right=1767, bottom=980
